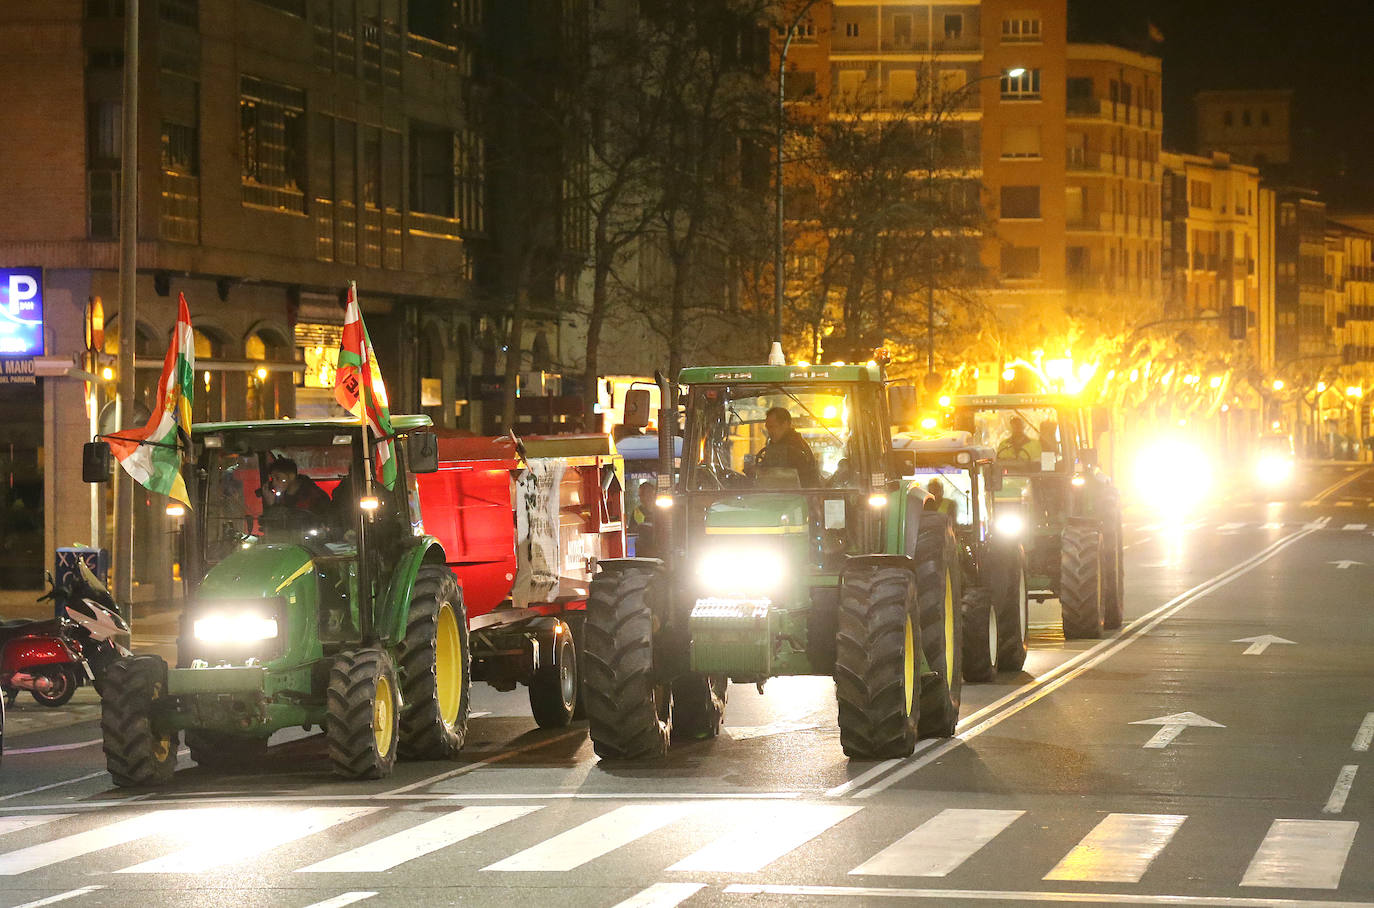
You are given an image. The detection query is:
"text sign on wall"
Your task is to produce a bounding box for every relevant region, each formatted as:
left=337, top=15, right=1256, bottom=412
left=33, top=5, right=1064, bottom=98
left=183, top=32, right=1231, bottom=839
left=0, top=267, right=43, bottom=356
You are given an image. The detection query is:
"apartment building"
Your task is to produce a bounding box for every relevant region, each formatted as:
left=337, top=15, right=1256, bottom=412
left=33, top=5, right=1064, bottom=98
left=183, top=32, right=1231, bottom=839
left=1195, top=89, right=1293, bottom=170
left=1273, top=188, right=1329, bottom=363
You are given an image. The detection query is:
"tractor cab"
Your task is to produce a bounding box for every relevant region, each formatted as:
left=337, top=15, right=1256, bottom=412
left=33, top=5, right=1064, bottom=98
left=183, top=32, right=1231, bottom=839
left=892, top=431, right=999, bottom=545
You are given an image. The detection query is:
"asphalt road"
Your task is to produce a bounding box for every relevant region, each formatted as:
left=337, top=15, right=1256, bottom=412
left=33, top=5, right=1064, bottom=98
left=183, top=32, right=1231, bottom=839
left=2, top=462, right=1374, bottom=907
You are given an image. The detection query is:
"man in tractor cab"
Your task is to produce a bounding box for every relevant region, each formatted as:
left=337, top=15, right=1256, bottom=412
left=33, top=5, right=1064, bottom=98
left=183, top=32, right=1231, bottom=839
left=265, top=457, right=332, bottom=517
left=925, top=477, right=957, bottom=518
left=997, top=416, right=1042, bottom=462
left=751, top=406, right=820, bottom=487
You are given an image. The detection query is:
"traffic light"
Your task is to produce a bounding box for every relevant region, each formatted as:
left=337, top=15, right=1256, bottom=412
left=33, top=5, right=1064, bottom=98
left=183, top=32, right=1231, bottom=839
left=1227, top=306, right=1247, bottom=341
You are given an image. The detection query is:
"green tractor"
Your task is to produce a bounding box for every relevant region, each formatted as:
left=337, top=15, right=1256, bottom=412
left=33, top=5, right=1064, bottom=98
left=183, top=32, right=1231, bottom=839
left=891, top=432, right=1030, bottom=680
left=85, top=415, right=470, bottom=786
left=582, top=360, right=965, bottom=760
left=950, top=394, right=1123, bottom=639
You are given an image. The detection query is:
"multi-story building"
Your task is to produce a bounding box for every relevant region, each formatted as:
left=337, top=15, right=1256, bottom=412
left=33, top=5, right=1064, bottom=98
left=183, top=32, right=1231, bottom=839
left=1273, top=188, right=1329, bottom=364
left=1324, top=220, right=1374, bottom=449
left=1195, top=89, right=1293, bottom=170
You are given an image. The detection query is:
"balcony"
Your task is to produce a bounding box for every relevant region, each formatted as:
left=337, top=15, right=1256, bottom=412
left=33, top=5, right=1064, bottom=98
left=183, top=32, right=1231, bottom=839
left=1066, top=96, right=1105, bottom=119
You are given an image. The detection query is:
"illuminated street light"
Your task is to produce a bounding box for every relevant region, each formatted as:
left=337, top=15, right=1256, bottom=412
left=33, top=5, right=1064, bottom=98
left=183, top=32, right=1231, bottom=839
left=938, top=395, right=951, bottom=408
left=1002, top=367, right=1016, bottom=382
left=1272, top=379, right=1285, bottom=391
left=255, top=366, right=268, bottom=380
left=1347, top=386, right=1363, bottom=398
left=1317, top=381, right=1327, bottom=392
left=1208, top=376, right=1223, bottom=389
left=101, top=366, right=115, bottom=381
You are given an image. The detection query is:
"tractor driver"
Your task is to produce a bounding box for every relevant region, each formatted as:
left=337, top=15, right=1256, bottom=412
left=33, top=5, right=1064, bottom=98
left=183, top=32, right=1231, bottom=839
left=997, top=416, right=1042, bottom=462
left=751, top=406, right=820, bottom=487
left=265, top=457, right=332, bottom=518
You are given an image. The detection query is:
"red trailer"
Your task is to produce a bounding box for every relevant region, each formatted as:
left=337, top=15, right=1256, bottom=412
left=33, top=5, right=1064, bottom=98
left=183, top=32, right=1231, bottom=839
left=416, top=432, right=625, bottom=728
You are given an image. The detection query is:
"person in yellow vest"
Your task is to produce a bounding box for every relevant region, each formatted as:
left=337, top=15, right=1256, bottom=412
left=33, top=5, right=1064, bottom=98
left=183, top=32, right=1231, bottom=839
left=926, top=477, right=957, bottom=520
left=997, top=416, right=1042, bottom=462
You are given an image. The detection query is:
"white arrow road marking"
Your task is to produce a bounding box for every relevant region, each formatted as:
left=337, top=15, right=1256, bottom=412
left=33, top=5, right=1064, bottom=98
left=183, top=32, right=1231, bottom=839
left=1233, top=635, right=1297, bottom=656
left=1241, top=819, right=1358, bottom=889
left=1130, top=712, right=1225, bottom=749
left=1329, top=560, right=1363, bottom=569
left=1323, top=766, right=1359, bottom=814
left=1353, top=713, right=1374, bottom=752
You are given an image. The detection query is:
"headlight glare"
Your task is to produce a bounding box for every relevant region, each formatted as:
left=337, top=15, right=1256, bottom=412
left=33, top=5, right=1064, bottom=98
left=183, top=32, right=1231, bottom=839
left=1255, top=455, right=1294, bottom=485
left=696, top=547, right=787, bottom=595
left=193, top=613, right=280, bottom=643
left=994, top=511, right=1025, bottom=537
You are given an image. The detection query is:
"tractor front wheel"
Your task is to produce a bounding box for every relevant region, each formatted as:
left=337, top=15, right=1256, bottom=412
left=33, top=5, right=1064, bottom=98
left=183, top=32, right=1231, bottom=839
left=1060, top=525, right=1104, bottom=639
left=671, top=673, right=727, bottom=740
left=582, top=567, right=671, bottom=759
left=327, top=648, right=401, bottom=779
left=1101, top=511, right=1125, bottom=630
left=101, top=655, right=177, bottom=788
left=915, top=515, right=963, bottom=738
left=398, top=566, right=470, bottom=760
left=960, top=586, right=997, bottom=683
left=529, top=621, right=579, bottom=729
left=991, top=545, right=1029, bottom=672
left=835, top=564, right=919, bottom=759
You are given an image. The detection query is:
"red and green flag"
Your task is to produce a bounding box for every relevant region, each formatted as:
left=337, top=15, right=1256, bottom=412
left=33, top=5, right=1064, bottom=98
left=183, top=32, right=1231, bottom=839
left=334, top=281, right=397, bottom=489
left=106, top=293, right=194, bottom=506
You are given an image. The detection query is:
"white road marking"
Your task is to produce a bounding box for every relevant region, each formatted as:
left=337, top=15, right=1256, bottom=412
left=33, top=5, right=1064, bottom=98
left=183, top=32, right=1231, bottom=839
left=482, top=803, right=696, bottom=872
left=1306, top=517, right=1333, bottom=529
left=381, top=727, right=587, bottom=795
left=725, top=883, right=1374, bottom=906
left=0, top=815, right=70, bottom=837
left=3, top=739, right=103, bottom=756
left=301, top=893, right=377, bottom=908
left=0, top=809, right=181, bottom=875
left=849, top=808, right=1023, bottom=877
left=726, top=722, right=820, bottom=741
left=1336, top=500, right=1355, bottom=507
left=1313, top=467, right=1370, bottom=502
left=1352, top=713, right=1374, bottom=752
left=1260, top=522, right=1283, bottom=529
left=1344, top=524, right=1368, bottom=531
left=610, top=883, right=706, bottom=908
left=0, top=771, right=107, bottom=803
left=1240, top=819, right=1359, bottom=889
left=297, top=806, right=540, bottom=872
left=1044, top=813, right=1186, bottom=883
left=1131, top=713, right=1224, bottom=749
left=6, top=886, right=106, bottom=908
left=116, top=806, right=381, bottom=873
left=668, top=803, right=859, bottom=873
left=1233, top=635, right=1296, bottom=656
left=1330, top=560, right=1363, bottom=569
left=1218, top=522, right=1246, bottom=530
left=1323, top=766, right=1359, bottom=815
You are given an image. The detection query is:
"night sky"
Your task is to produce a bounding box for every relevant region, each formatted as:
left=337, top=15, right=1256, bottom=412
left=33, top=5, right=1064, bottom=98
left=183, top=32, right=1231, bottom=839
left=1069, top=0, right=1374, bottom=210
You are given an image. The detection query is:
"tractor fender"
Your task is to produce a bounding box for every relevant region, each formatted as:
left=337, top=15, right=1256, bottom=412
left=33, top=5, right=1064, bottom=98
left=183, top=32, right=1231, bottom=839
left=891, top=484, right=930, bottom=559
left=377, top=536, right=450, bottom=647
left=843, top=553, right=915, bottom=573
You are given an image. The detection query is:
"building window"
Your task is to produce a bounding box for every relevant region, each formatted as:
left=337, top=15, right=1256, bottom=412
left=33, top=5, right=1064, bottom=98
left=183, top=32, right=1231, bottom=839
left=1001, top=125, right=1041, bottom=158
left=1000, top=67, right=1040, bottom=100
left=1242, top=109, right=1252, bottom=126
left=1223, top=109, right=1233, bottom=127
left=1002, top=15, right=1041, bottom=43
left=1000, top=185, right=1041, bottom=219
left=891, top=14, right=911, bottom=47
left=410, top=121, right=455, bottom=218
left=160, top=0, right=198, bottom=28
left=888, top=69, right=917, bottom=104
left=844, top=21, right=859, bottom=38
left=239, top=76, right=306, bottom=212
left=784, top=69, right=817, bottom=100
left=409, top=0, right=454, bottom=43
left=943, top=14, right=962, bottom=39
left=837, top=69, right=866, bottom=102
left=1189, top=180, right=1211, bottom=210
left=1001, top=246, right=1040, bottom=279
left=457, top=128, right=485, bottom=236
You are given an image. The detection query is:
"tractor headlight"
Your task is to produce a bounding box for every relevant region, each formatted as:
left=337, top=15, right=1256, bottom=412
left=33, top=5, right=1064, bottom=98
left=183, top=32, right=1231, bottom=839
left=994, top=511, right=1025, bottom=537
left=194, top=612, right=280, bottom=643
left=1255, top=455, right=1294, bottom=486
left=696, top=546, right=787, bottom=595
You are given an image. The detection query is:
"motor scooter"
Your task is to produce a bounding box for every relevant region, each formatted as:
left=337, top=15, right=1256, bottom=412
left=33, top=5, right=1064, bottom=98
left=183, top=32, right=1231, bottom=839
left=0, top=616, right=92, bottom=708
left=46, top=561, right=132, bottom=691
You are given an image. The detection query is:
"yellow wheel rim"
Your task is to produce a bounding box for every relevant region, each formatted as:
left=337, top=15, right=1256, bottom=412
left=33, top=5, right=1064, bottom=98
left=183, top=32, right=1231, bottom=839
left=374, top=675, right=394, bottom=758
left=903, top=616, right=916, bottom=717
left=151, top=736, right=171, bottom=762
left=944, top=568, right=955, bottom=682
left=436, top=603, right=462, bottom=725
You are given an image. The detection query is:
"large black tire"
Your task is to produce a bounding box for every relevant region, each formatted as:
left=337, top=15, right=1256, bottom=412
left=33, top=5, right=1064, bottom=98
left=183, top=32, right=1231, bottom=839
left=1100, top=511, right=1125, bottom=630
left=327, top=648, right=401, bottom=779
left=1060, top=525, right=1104, bottom=639
left=31, top=665, right=79, bottom=707
left=915, top=515, right=962, bottom=738
left=185, top=729, right=269, bottom=769
left=101, top=655, right=177, bottom=788
left=991, top=545, right=1029, bottom=672
left=582, top=567, right=671, bottom=759
left=671, top=673, right=727, bottom=740
left=398, top=566, right=470, bottom=760
left=529, top=621, right=579, bottom=729
left=834, top=564, right=919, bottom=759
left=960, top=586, right=997, bottom=683
left=564, top=612, right=588, bottom=719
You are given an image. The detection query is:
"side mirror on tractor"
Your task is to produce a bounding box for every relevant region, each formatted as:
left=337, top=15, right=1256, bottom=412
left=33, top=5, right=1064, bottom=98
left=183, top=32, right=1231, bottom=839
left=622, top=388, right=652, bottom=430
left=83, top=442, right=112, bottom=483
left=408, top=431, right=440, bottom=473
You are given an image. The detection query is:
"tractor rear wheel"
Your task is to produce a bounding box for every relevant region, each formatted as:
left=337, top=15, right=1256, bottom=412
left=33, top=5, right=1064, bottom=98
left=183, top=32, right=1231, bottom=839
left=835, top=564, right=919, bottom=759
left=398, top=566, right=470, bottom=760
left=1060, top=525, right=1104, bottom=639
left=1101, top=511, right=1125, bottom=630
left=671, top=673, right=727, bottom=740
left=991, top=545, right=1029, bottom=672
left=583, top=567, right=671, bottom=759
left=529, top=620, right=579, bottom=729
left=960, top=586, right=997, bottom=683
left=101, top=655, right=177, bottom=788
left=186, top=730, right=269, bottom=769
left=915, top=515, right=963, bottom=738
left=327, top=648, right=401, bottom=779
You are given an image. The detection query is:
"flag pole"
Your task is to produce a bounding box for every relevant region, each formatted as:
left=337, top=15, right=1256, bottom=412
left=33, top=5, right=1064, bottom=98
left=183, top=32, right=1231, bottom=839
left=114, top=0, right=140, bottom=616
left=348, top=282, right=376, bottom=645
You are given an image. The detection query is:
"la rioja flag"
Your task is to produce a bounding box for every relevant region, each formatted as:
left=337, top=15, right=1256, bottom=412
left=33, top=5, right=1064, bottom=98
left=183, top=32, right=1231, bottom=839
left=334, top=281, right=397, bottom=489
left=106, top=293, right=194, bottom=506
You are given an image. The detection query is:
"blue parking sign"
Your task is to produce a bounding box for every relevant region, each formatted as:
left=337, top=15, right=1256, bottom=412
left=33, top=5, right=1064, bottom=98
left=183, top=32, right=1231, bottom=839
left=0, top=267, right=44, bottom=356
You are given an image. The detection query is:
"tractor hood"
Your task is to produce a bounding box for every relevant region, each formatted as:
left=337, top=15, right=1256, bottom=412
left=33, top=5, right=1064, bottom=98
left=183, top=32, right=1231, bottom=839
left=702, top=493, right=808, bottom=537
left=200, top=543, right=317, bottom=601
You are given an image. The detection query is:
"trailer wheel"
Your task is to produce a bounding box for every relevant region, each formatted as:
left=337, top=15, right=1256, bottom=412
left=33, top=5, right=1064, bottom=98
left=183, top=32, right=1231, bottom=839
left=991, top=545, right=1028, bottom=672
left=1101, top=510, right=1125, bottom=630
left=915, top=515, right=963, bottom=738
left=671, top=673, right=727, bottom=740
left=583, top=566, right=671, bottom=759
left=398, top=566, right=470, bottom=760
left=564, top=613, right=587, bottom=719
left=101, top=655, right=177, bottom=788
left=835, top=564, right=918, bottom=758
left=327, top=648, right=401, bottom=779
left=1060, top=525, right=1104, bottom=639
left=186, top=730, right=269, bottom=769
left=960, top=586, right=997, bottom=683
left=529, top=621, right=579, bottom=729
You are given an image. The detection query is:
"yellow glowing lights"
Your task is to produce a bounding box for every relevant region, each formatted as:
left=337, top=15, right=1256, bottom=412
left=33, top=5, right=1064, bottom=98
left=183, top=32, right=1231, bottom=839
left=920, top=416, right=938, bottom=430
left=255, top=366, right=269, bottom=380
left=1129, top=369, right=1139, bottom=382
left=1348, top=386, right=1364, bottom=398
left=1272, top=380, right=1285, bottom=391
left=1272, top=420, right=1282, bottom=430
left=938, top=395, right=951, bottom=408
left=796, top=360, right=810, bottom=368
left=1183, top=374, right=1200, bottom=386
left=359, top=496, right=381, bottom=512
left=1045, top=359, right=1073, bottom=381
left=1208, top=376, right=1223, bottom=389
left=100, top=366, right=115, bottom=381
left=1317, top=381, right=1328, bottom=392
left=1002, top=367, right=1016, bottom=382
left=165, top=503, right=186, bottom=518
left=822, top=405, right=839, bottom=420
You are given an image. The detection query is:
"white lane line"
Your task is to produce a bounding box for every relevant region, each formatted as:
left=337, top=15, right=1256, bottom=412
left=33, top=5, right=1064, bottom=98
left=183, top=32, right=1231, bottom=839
left=7, top=886, right=106, bottom=908
left=1218, top=522, right=1246, bottom=530
left=4, top=739, right=103, bottom=756
left=610, top=882, right=707, bottom=908
left=301, top=893, right=377, bottom=908
left=1306, top=517, right=1333, bottom=529
left=483, top=803, right=696, bottom=872
left=851, top=528, right=1318, bottom=798
left=0, top=771, right=106, bottom=803
left=0, top=815, right=70, bottom=837
left=1353, top=713, right=1374, bottom=752
left=1336, top=501, right=1355, bottom=507
left=824, top=747, right=932, bottom=798
left=849, top=808, right=1023, bottom=877
left=667, top=803, right=860, bottom=873
left=1314, top=467, right=1370, bottom=502
left=1260, top=522, right=1283, bottom=529
left=117, top=806, right=381, bottom=873
left=0, top=810, right=177, bottom=875
left=380, top=727, right=587, bottom=796
left=1044, top=813, right=1187, bottom=883
left=725, top=883, right=1374, bottom=906
left=1240, top=819, right=1359, bottom=889
left=1344, top=524, right=1369, bottom=531
left=1323, top=766, right=1359, bottom=815
left=297, top=806, right=540, bottom=872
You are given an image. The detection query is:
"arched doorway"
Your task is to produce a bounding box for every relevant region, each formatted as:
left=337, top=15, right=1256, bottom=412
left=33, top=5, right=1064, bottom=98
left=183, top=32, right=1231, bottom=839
left=193, top=327, right=229, bottom=422
left=246, top=326, right=295, bottom=419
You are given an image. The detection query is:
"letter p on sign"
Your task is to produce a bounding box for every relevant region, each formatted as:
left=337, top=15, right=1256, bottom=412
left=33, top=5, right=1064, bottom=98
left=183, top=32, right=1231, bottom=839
left=8, top=274, right=37, bottom=313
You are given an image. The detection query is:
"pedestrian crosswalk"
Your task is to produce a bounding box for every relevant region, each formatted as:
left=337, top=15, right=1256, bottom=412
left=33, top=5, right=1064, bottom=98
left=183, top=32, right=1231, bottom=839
left=0, top=802, right=1363, bottom=894
left=1127, top=516, right=1374, bottom=533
